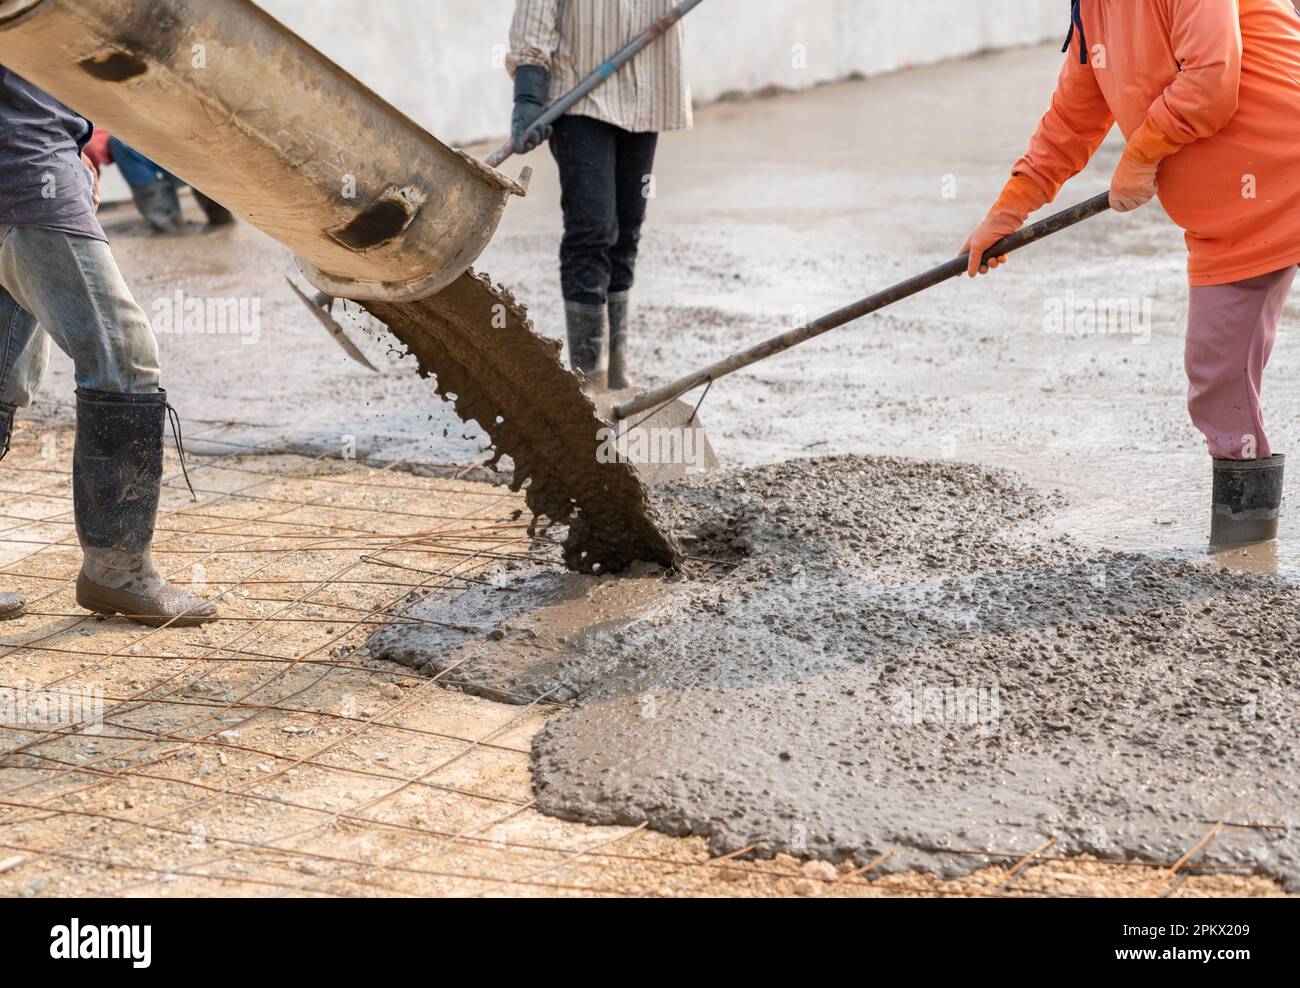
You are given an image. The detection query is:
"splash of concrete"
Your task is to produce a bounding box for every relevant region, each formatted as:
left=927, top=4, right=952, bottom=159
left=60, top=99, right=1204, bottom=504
left=367, top=562, right=673, bottom=704
left=362, top=271, right=681, bottom=573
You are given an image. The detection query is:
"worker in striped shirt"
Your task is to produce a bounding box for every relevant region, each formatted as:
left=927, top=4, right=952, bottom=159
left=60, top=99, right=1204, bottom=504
left=507, top=0, right=692, bottom=391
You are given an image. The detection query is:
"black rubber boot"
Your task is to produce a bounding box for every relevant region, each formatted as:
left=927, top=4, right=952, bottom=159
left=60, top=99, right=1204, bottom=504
left=73, top=388, right=217, bottom=627
left=607, top=290, right=634, bottom=391
left=564, top=300, right=606, bottom=388
left=1210, top=454, right=1285, bottom=547
left=0, top=403, right=24, bottom=620
left=0, top=401, right=14, bottom=462
left=193, top=189, right=235, bottom=227
left=130, top=179, right=186, bottom=234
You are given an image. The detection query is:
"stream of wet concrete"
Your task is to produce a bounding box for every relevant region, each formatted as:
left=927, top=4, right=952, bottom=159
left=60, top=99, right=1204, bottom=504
left=363, top=271, right=680, bottom=573
left=371, top=454, right=1300, bottom=887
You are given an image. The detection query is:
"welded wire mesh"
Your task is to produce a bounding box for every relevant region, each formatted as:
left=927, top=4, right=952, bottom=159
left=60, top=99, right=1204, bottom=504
left=0, top=424, right=1272, bottom=898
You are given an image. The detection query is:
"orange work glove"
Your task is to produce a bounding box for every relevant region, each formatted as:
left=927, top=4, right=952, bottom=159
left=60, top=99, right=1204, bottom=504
left=961, top=174, right=1048, bottom=277
left=1110, top=117, right=1183, bottom=213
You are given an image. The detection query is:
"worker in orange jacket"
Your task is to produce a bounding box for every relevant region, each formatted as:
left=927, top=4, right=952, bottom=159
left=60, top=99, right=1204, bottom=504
left=963, top=0, right=1300, bottom=547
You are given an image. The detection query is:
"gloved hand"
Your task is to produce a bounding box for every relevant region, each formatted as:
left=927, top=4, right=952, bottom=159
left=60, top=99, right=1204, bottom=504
left=960, top=174, right=1048, bottom=277
left=1110, top=117, right=1183, bottom=213
left=511, top=64, right=553, bottom=155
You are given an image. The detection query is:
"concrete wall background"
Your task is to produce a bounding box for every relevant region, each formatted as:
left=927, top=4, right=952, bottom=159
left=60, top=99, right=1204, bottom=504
left=256, top=0, right=1067, bottom=145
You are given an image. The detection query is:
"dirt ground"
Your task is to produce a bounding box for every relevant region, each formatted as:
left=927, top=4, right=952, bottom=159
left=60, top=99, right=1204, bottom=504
left=3, top=43, right=1296, bottom=897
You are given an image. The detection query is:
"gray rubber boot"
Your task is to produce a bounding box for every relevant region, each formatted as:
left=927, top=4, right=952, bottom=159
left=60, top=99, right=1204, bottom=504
left=0, top=592, right=23, bottom=620
left=130, top=179, right=186, bottom=234
left=607, top=290, right=634, bottom=391
left=73, top=389, right=217, bottom=627
left=0, top=404, right=24, bottom=620
left=564, top=300, right=606, bottom=388
left=1210, top=454, right=1285, bottom=547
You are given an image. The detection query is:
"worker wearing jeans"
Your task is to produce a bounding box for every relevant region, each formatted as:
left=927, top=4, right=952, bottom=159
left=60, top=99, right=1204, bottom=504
left=507, top=0, right=692, bottom=390
left=107, top=136, right=235, bottom=234
left=0, top=66, right=217, bottom=626
left=0, top=227, right=161, bottom=402
left=962, top=0, right=1300, bottom=547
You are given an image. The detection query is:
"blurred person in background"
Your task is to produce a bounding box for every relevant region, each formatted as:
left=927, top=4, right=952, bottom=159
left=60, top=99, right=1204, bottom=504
left=95, top=132, right=234, bottom=234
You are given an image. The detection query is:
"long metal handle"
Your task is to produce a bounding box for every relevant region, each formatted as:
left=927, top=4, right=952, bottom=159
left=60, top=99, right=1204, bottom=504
left=485, top=0, right=706, bottom=168
left=614, top=192, right=1113, bottom=421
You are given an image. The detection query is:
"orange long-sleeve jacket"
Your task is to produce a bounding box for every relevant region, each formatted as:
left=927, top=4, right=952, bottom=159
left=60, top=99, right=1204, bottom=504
left=1014, top=0, right=1300, bottom=287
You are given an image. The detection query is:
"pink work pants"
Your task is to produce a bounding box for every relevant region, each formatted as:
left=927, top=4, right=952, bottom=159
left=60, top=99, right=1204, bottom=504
left=1186, top=265, right=1297, bottom=460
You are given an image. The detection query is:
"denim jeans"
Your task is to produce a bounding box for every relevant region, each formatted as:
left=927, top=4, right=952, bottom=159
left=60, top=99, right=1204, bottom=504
left=107, top=136, right=179, bottom=190
left=549, top=115, right=659, bottom=305
left=0, top=224, right=162, bottom=409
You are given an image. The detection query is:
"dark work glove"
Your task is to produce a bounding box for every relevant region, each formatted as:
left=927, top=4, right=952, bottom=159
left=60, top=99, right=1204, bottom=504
left=511, top=64, right=553, bottom=154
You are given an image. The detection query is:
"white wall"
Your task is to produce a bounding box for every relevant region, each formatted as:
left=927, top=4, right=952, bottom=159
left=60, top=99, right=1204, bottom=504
left=257, top=0, right=1066, bottom=145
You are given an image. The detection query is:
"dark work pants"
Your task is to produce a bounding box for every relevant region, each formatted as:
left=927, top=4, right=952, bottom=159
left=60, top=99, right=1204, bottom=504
left=549, top=114, right=659, bottom=306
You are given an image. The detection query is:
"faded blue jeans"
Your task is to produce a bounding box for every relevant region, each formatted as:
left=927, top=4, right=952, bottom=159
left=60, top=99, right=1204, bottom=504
left=107, top=136, right=178, bottom=190
left=0, top=224, right=161, bottom=411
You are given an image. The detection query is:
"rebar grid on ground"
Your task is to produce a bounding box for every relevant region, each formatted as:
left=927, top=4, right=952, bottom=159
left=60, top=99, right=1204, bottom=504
left=0, top=425, right=1277, bottom=898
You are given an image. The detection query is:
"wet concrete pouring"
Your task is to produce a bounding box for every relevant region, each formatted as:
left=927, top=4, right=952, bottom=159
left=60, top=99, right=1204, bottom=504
left=364, top=272, right=680, bottom=573
left=370, top=455, right=1300, bottom=888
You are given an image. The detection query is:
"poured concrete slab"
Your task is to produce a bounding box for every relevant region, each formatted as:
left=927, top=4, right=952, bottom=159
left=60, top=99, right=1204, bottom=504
left=527, top=456, right=1300, bottom=887
left=375, top=453, right=1300, bottom=888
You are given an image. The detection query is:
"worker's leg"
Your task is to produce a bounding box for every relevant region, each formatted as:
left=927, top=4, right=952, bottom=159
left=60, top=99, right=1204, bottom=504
left=108, top=136, right=231, bottom=230
left=609, top=130, right=659, bottom=296
left=0, top=226, right=160, bottom=394
left=1186, top=264, right=1296, bottom=546
left=0, top=281, right=52, bottom=419
left=550, top=115, right=618, bottom=377
left=607, top=129, right=660, bottom=389
left=108, top=136, right=186, bottom=234
left=1185, top=265, right=1296, bottom=459
left=192, top=189, right=236, bottom=228
left=108, top=137, right=177, bottom=188
left=0, top=259, right=52, bottom=622
left=0, top=225, right=216, bottom=625
left=551, top=116, right=620, bottom=303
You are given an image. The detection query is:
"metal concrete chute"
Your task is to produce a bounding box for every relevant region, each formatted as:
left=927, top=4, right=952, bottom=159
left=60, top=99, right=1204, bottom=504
left=0, top=0, right=529, bottom=302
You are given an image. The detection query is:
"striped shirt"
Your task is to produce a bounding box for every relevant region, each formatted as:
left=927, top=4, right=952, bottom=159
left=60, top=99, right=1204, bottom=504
left=507, top=0, right=692, bottom=134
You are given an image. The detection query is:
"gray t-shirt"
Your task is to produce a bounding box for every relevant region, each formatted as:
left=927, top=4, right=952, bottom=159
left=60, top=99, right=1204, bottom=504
left=0, top=66, right=105, bottom=241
